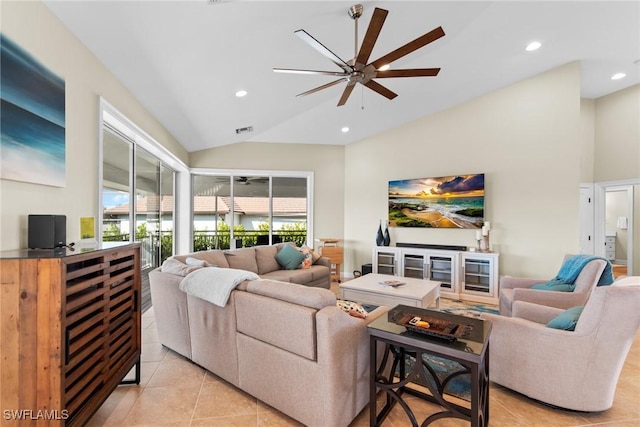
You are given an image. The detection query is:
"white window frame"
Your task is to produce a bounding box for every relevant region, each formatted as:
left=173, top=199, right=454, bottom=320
left=190, top=168, right=314, bottom=251
left=98, top=98, right=191, bottom=255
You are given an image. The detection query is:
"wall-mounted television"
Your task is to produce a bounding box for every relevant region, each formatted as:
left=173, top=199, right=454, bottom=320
left=388, top=174, right=484, bottom=228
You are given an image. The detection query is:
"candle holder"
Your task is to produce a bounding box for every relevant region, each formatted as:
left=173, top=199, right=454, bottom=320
left=481, top=231, right=491, bottom=252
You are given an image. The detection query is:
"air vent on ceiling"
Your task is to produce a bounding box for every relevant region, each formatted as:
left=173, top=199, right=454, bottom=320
left=235, top=126, right=253, bottom=135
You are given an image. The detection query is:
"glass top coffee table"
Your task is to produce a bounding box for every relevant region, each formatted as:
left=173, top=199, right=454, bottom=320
left=367, top=304, right=491, bottom=427
left=339, top=273, right=440, bottom=309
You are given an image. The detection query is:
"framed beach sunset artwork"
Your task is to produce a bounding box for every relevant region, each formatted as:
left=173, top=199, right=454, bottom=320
left=388, top=174, right=485, bottom=228
left=0, top=34, right=66, bottom=187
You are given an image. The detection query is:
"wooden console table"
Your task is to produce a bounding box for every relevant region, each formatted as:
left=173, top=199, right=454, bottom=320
left=0, top=243, right=141, bottom=426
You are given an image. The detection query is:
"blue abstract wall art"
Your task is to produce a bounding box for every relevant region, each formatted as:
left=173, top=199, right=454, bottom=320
left=1, top=34, right=65, bottom=187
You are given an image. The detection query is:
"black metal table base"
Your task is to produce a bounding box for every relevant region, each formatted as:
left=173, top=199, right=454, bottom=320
left=370, top=340, right=489, bottom=427
left=120, top=357, right=141, bottom=385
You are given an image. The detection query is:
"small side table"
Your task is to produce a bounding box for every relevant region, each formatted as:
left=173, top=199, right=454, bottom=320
left=368, top=305, right=491, bottom=427
left=319, top=238, right=343, bottom=283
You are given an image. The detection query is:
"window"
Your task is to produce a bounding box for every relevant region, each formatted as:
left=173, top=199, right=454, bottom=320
left=191, top=170, right=312, bottom=250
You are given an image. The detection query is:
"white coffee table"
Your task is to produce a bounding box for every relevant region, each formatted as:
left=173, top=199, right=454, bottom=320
left=339, top=273, right=440, bottom=309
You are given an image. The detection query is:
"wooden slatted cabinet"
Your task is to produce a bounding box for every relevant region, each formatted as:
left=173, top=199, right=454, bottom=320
left=0, top=243, right=141, bottom=426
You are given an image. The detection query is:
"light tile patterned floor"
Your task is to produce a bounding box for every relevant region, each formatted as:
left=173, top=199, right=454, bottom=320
left=87, top=298, right=640, bottom=426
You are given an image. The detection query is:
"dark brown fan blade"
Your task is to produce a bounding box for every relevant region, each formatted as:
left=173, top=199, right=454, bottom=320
left=296, top=78, right=347, bottom=97
left=337, top=83, right=357, bottom=106
left=375, top=68, right=440, bottom=78
left=355, top=7, right=388, bottom=66
left=370, top=26, right=445, bottom=70
left=363, top=80, right=397, bottom=100
left=295, top=29, right=352, bottom=73
left=273, top=68, right=349, bottom=77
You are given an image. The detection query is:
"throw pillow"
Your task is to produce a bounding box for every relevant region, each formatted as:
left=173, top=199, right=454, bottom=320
left=531, top=280, right=575, bottom=292
left=186, top=257, right=210, bottom=267
left=161, top=258, right=202, bottom=276
left=300, top=244, right=321, bottom=263
left=275, top=244, right=306, bottom=270
left=337, top=300, right=368, bottom=318
left=298, top=247, right=314, bottom=269
left=546, top=306, right=584, bottom=331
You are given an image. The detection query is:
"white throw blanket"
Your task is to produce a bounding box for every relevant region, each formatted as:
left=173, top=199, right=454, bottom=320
left=179, top=267, right=259, bottom=307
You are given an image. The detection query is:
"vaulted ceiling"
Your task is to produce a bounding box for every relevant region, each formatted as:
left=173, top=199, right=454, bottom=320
left=44, top=1, right=640, bottom=152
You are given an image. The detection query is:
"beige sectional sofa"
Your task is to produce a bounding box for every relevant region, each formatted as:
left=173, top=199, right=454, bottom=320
left=149, top=244, right=388, bottom=426
left=170, top=242, right=331, bottom=288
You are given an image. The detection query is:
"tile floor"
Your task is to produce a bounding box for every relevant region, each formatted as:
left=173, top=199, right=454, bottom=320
left=87, top=300, right=640, bottom=427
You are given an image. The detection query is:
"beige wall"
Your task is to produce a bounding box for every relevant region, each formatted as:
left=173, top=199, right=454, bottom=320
left=594, top=85, right=640, bottom=182
left=580, top=99, right=596, bottom=183
left=189, top=142, right=345, bottom=249
left=0, top=1, right=187, bottom=251
left=345, top=63, right=583, bottom=278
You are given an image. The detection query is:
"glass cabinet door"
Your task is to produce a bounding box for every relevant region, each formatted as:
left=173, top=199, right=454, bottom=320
left=374, top=248, right=397, bottom=275
left=428, top=255, right=456, bottom=291
left=461, top=256, right=493, bottom=295
left=402, top=252, right=426, bottom=279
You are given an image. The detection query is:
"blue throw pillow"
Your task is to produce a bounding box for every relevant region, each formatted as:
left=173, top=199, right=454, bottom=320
left=275, top=244, right=305, bottom=270
left=546, top=306, right=584, bottom=331
left=531, top=280, right=575, bottom=292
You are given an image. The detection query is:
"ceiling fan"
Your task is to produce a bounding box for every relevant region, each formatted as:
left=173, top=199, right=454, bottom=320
left=273, top=4, right=445, bottom=106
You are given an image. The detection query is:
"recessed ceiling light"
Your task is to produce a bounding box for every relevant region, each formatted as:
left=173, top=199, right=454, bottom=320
left=611, top=73, right=626, bottom=80
left=378, top=64, right=390, bottom=71
left=341, top=126, right=350, bottom=133
left=525, top=41, right=542, bottom=51
left=235, top=90, right=248, bottom=98
left=525, top=41, right=542, bottom=52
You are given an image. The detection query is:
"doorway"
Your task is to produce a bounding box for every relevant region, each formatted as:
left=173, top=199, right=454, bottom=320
left=595, top=180, right=638, bottom=276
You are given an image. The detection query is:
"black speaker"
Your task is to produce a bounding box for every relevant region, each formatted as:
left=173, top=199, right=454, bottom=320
left=362, top=263, right=373, bottom=275
left=28, top=215, right=66, bottom=249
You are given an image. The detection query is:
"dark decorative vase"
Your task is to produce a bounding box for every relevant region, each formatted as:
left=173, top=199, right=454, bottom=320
left=376, top=220, right=384, bottom=246
left=383, top=221, right=390, bottom=246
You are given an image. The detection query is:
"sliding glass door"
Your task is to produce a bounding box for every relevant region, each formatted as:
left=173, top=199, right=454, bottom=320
left=135, top=148, right=161, bottom=271
left=102, top=127, right=133, bottom=242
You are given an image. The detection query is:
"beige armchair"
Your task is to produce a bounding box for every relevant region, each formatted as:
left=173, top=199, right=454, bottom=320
left=499, top=255, right=607, bottom=316
left=483, top=278, right=640, bottom=412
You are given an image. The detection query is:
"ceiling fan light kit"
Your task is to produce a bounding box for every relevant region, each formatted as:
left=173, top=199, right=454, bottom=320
left=274, top=4, right=445, bottom=106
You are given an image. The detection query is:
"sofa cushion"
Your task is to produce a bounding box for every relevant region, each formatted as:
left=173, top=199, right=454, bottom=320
left=275, top=244, right=305, bottom=270
left=308, top=265, right=330, bottom=282
left=261, top=269, right=313, bottom=285
left=255, top=245, right=280, bottom=275
left=225, top=248, right=258, bottom=274
left=235, top=291, right=318, bottom=360
left=245, top=280, right=336, bottom=310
